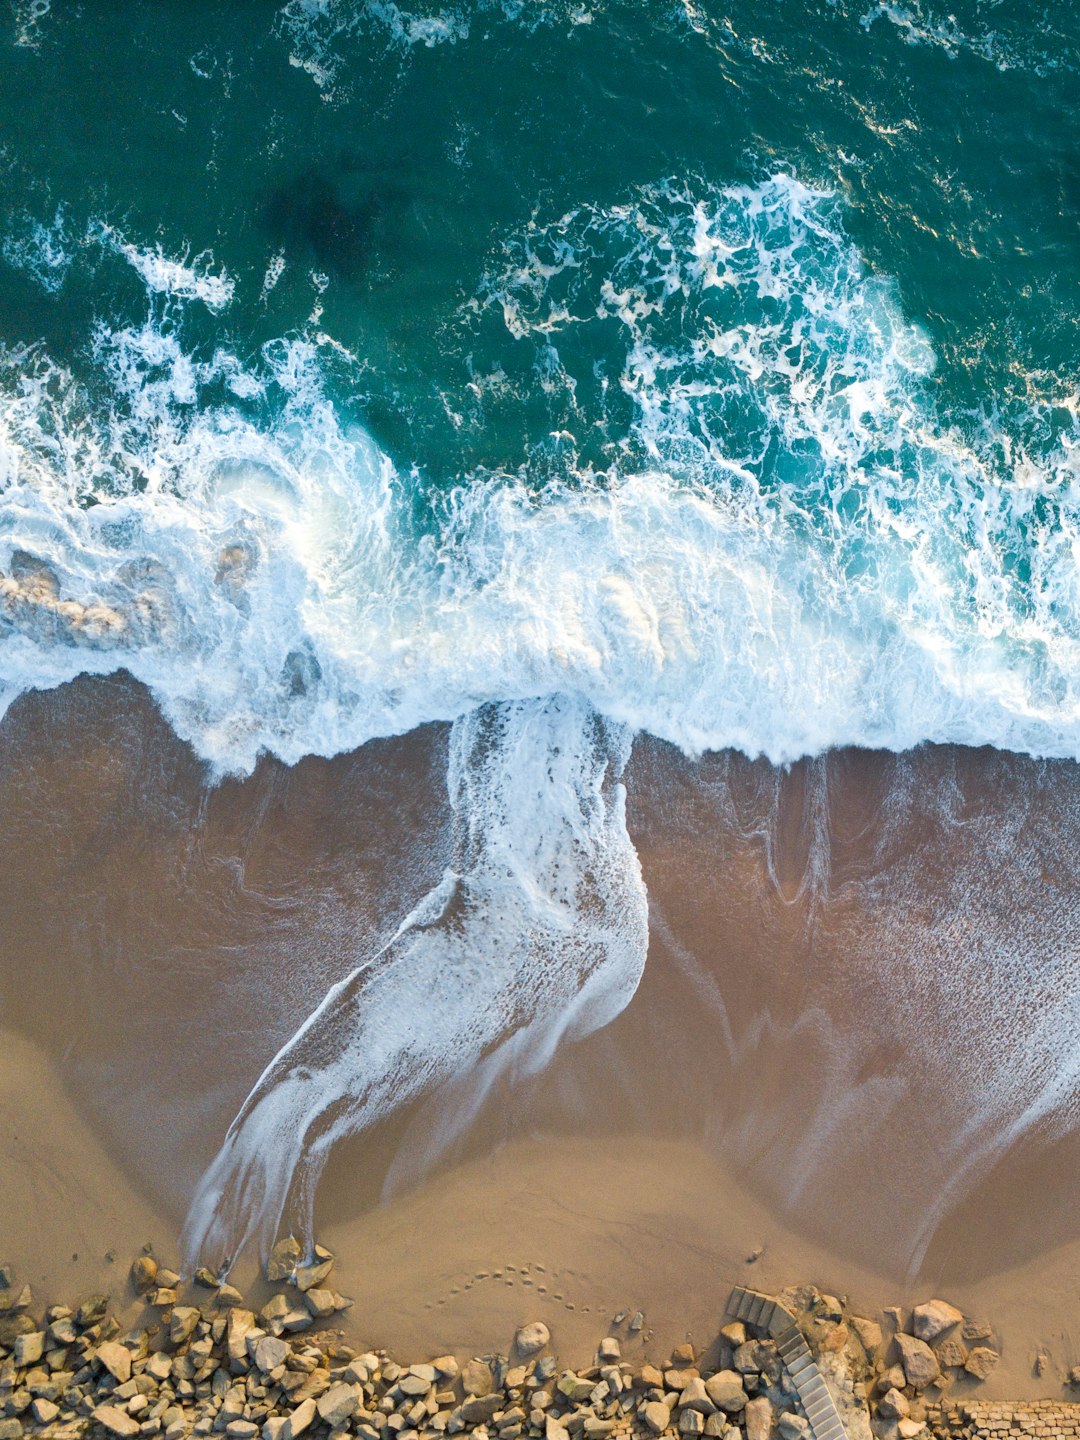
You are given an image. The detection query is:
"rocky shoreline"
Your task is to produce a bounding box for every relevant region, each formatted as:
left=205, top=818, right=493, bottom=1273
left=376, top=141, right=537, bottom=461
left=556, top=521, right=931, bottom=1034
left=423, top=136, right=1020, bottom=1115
left=1, top=1250, right=1077, bottom=1440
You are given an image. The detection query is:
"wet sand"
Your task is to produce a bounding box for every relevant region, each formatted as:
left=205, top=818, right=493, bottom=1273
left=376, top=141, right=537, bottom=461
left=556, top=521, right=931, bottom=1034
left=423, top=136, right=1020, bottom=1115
left=2, top=674, right=1080, bottom=1399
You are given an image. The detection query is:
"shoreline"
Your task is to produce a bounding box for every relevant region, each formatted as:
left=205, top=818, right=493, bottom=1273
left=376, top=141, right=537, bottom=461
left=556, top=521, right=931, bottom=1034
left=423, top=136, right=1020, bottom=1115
left=4, top=677, right=1080, bottom=1409
left=2, top=1246, right=1079, bottom=1440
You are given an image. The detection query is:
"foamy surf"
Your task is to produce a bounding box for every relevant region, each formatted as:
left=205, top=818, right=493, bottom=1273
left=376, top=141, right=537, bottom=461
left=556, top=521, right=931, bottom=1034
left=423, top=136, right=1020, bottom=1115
left=3, top=174, right=1080, bottom=1264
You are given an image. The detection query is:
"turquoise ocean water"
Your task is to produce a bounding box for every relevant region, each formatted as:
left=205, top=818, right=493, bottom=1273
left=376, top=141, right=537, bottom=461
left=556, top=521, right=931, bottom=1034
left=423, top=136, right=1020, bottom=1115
left=2, top=1, right=1078, bottom=1261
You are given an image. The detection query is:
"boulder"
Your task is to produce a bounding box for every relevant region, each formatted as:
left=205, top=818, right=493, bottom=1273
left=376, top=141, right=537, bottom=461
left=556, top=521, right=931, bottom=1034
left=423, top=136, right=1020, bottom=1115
left=642, top=1402, right=670, bottom=1435
left=266, top=1237, right=302, bottom=1283
left=850, top=1317, right=883, bottom=1356
left=778, top=1414, right=811, bottom=1440
left=96, top=1340, right=132, bottom=1383
left=302, top=1289, right=336, bottom=1319
left=912, top=1300, right=963, bottom=1343
left=878, top=1388, right=909, bottom=1421
left=282, top=1398, right=317, bottom=1439
left=704, top=1372, right=746, bottom=1413
left=168, top=1307, right=201, bottom=1348
left=743, top=1397, right=772, bottom=1440
left=462, top=1359, right=494, bottom=1397
left=598, top=1336, right=620, bottom=1362
left=546, top=1418, right=570, bottom=1440
left=316, top=1384, right=360, bottom=1427
left=895, top=1333, right=940, bottom=1389
left=12, top=1332, right=44, bottom=1368
left=294, top=1260, right=334, bottom=1293
left=461, top=1394, right=502, bottom=1425
left=679, top=1410, right=704, bottom=1435
left=93, top=1404, right=141, bottom=1437
left=516, top=1322, right=551, bottom=1357
left=934, top=1337, right=968, bottom=1369
left=130, top=1257, right=158, bottom=1295
left=964, top=1347, right=999, bottom=1381
left=253, top=1336, right=290, bottom=1373
left=678, top=1379, right=716, bottom=1414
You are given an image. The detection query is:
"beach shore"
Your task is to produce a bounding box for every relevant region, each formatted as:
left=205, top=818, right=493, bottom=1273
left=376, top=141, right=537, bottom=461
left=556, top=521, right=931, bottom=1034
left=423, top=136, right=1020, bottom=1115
left=3, top=676, right=1080, bottom=1412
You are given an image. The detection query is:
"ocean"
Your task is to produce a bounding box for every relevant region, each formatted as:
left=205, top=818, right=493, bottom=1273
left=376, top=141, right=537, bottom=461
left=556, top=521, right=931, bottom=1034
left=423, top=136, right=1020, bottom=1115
left=1, top=0, right=1079, bottom=1300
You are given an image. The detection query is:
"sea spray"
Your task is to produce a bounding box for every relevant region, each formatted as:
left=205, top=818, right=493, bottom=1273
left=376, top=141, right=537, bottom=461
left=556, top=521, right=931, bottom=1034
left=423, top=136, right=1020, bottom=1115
left=181, top=693, right=648, bottom=1268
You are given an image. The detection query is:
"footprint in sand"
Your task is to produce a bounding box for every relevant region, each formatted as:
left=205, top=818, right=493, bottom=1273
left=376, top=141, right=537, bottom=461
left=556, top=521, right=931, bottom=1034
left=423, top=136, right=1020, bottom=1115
left=426, top=1261, right=595, bottom=1316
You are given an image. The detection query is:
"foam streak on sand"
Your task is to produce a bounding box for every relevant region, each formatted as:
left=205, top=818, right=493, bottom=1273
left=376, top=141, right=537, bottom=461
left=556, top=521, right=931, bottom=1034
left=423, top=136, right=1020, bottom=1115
left=181, top=694, right=648, bottom=1270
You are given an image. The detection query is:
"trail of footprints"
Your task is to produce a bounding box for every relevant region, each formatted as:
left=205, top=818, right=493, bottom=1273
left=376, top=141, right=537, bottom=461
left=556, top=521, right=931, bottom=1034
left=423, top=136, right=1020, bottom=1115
left=425, top=1263, right=595, bottom=1316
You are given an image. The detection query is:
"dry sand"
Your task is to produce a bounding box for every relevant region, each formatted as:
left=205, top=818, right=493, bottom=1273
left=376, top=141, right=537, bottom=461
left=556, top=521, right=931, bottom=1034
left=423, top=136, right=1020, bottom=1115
left=2, top=675, right=1080, bottom=1402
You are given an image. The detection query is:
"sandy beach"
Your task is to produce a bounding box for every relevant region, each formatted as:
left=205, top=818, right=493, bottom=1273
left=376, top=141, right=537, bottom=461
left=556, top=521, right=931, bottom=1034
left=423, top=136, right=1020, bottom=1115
left=3, top=676, right=1080, bottom=1406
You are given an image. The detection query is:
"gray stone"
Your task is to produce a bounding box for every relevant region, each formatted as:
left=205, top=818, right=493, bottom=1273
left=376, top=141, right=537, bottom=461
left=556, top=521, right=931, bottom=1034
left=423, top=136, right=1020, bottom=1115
left=462, top=1360, right=494, bottom=1397
left=0, top=1422, right=20, bottom=1440
left=281, top=1398, right=317, bottom=1439
left=266, top=1238, right=301, bottom=1284
left=849, top=1316, right=883, bottom=1356
left=294, top=1260, right=334, bottom=1294
left=777, top=1415, right=811, bottom=1440
left=515, top=1323, right=551, bottom=1357
left=895, top=1333, right=940, bottom=1389
left=642, top=1402, right=670, bottom=1436
left=253, top=1336, right=289, bottom=1374
left=168, top=1306, right=201, bottom=1348
left=461, top=1394, right=502, bottom=1426
left=678, top=1410, right=704, bottom=1436
left=546, top=1417, right=570, bottom=1440
left=316, top=1385, right=361, bottom=1428
left=703, top=1373, right=746, bottom=1414
left=964, top=1346, right=999, bottom=1381
left=94, top=1403, right=142, bottom=1437
left=130, top=1257, right=158, bottom=1295
left=597, top=1337, right=620, bottom=1363
left=302, top=1289, right=336, bottom=1319
left=678, top=1379, right=715, bottom=1415
left=97, top=1341, right=132, bottom=1383
left=878, top=1388, right=909, bottom=1421
left=743, top=1398, right=772, bottom=1440
left=30, top=1399, right=58, bottom=1425
left=226, top=1424, right=260, bottom=1439
left=912, top=1300, right=963, bottom=1343
left=11, top=1333, right=44, bottom=1368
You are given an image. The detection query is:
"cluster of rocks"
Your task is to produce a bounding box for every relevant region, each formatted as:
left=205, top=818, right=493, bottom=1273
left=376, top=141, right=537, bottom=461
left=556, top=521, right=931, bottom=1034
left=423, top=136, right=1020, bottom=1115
left=0, top=1255, right=1037, bottom=1440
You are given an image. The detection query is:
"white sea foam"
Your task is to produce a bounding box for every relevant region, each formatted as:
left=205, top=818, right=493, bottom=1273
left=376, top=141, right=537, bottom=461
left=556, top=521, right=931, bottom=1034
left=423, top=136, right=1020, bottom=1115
left=181, top=694, right=647, bottom=1267
left=98, top=227, right=236, bottom=312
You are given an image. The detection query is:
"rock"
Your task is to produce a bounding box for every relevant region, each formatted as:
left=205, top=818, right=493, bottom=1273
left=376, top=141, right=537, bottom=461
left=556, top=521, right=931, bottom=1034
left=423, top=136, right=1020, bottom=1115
left=878, top=1388, right=910, bottom=1421
left=0, top=1424, right=21, bottom=1440
left=227, top=1309, right=256, bottom=1363
left=665, top=1369, right=700, bottom=1391
left=962, top=1318, right=993, bottom=1342
left=679, top=1410, right=704, bottom=1435
left=598, top=1336, right=620, bottom=1362
left=155, top=1269, right=181, bottom=1288
left=146, top=1352, right=173, bottom=1381
left=0, top=1263, right=13, bottom=1287
left=895, top=1333, right=940, bottom=1390
left=964, top=1346, right=999, bottom=1381
left=30, top=1399, right=58, bottom=1425
left=217, top=1284, right=245, bottom=1308
left=254, top=1336, right=290, bottom=1373
left=0, top=1314, right=34, bottom=1346
left=294, top=1260, right=334, bottom=1293
left=719, top=1323, right=746, bottom=1349
left=1069, top=1365, right=1080, bottom=1387
left=94, top=1403, right=142, bottom=1437
left=777, top=1414, right=811, bottom=1440
left=850, top=1316, right=883, bottom=1355
left=557, top=1373, right=594, bottom=1403
left=227, top=1424, right=259, bottom=1440
left=642, top=1402, right=670, bottom=1435
left=679, top=1379, right=716, bottom=1414
left=671, top=1344, right=696, bottom=1366
left=316, top=1384, right=360, bottom=1427
left=898, top=1421, right=927, bottom=1439
left=150, top=1288, right=178, bottom=1307
left=282, top=1398, right=317, bottom=1439
left=131, top=1257, right=158, bottom=1295
left=912, top=1300, right=963, bottom=1343
left=704, top=1372, right=746, bottom=1414
left=934, top=1337, right=968, bottom=1369
left=302, top=1289, right=336, bottom=1319
left=629, top=1312, right=645, bottom=1333
left=743, top=1397, right=772, bottom=1440
left=461, top=1395, right=502, bottom=1426
left=96, top=1340, right=133, bottom=1383
left=12, top=1332, right=44, bottom=1367
left=169, top=1307, right=201, bottom=1348
left=516, top=1323, right=551, bottom=1357
left=546, top=1417, right=570, bottom=1440
left=462, top=1359, right=494, bottom=1397
left=433, top=1355, right=459, bottom=1381
left=266, top=1237, right=302, bottom=1283
left=194, top=1267, right=220, bottom=1289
